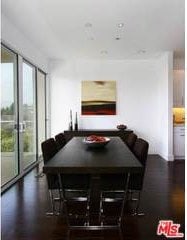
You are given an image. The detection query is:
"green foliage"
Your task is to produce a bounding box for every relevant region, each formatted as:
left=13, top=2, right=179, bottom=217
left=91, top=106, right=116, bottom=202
left=1, top=127, right=33, bottom=152
left=23, top=130, right=33, bottom=152
left=1, top=102, right=34, bottom=152
left=1, top=129, right=14, bottom=152
left=1, top=103, right=14, bottom=116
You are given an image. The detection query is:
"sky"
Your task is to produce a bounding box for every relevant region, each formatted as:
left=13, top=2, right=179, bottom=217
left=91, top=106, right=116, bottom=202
left=1, top=62, right=34, bottom=109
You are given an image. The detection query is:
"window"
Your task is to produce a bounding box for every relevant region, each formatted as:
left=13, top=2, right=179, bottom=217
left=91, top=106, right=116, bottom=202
left=1, top=44, right=47, bottom=188
left=1, top=46, right=18, bottom=185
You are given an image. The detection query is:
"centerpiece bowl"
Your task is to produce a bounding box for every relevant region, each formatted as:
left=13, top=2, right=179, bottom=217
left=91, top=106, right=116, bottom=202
left=83, top=135, right=110, bottom=148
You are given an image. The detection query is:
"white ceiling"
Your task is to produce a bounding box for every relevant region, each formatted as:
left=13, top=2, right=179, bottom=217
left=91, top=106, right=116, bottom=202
left=1, top=0, right=185, bottom=60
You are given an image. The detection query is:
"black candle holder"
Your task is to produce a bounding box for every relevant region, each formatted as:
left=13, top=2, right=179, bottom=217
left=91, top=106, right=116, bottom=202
left=69, top=110, right=73, bottom=131
left=74, top=112, right=78, bottom=131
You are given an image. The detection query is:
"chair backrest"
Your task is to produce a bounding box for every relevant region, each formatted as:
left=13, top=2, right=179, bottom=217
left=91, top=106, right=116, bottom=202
left=41, top=138, right=58, bottom=163
left=99, top=173, right=130, bottom=228
left=133, top=138, right=149, bottom=166
left=125, top=133, right=137, bottom=150
left=55, top=133, right=66, bottom=150
left=60, top=173, right=91, bottom=227
left=100, top=174, right=128, bottom=191
left=61, top=174, right=90, bottom=190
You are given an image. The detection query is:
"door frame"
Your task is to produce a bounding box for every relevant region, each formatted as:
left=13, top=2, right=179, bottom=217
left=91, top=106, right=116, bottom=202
left=1, top=43, right=47, bottom=193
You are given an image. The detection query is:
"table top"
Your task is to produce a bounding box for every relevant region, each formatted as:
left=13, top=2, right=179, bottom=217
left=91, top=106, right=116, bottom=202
left=43, top=137, right=143, bottom=174
left=64, top=129, right=132, bottom=132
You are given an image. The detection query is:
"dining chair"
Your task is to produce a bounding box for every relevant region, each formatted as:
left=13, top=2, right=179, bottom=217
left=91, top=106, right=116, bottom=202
left=99, top=173, right=130, bottom=238
left=128, top=138, right=149, bottom=216
left=55, top=132, right=66, bottom=150
left=125, top=133, right=137, bottom=150
left=41, top=138, right=61, bottom=215
left=59, top=173, right=91, bottom=237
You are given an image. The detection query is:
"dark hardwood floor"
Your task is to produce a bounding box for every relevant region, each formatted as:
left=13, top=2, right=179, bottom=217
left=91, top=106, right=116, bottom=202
left=1, top=155, right=185, bottom=240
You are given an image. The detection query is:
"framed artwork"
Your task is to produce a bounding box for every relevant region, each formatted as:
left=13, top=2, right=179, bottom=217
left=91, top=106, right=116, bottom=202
left=81, top=81, right=116, bottom=115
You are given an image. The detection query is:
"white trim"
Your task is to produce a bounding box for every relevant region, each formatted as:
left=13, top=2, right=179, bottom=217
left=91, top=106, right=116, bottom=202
left=159, top=153, right=174, bottom=161
left=1, top=39, right=48, bottom=74
left=167, top=52, right=174, bottom=162
left=46, top=73, right=51, bottom=138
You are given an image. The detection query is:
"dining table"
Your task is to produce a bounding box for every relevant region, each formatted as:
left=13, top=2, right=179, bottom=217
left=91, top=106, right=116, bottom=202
left=43, top=136, right=142, bottom=174
left=43, top=136, right=143, bottom=225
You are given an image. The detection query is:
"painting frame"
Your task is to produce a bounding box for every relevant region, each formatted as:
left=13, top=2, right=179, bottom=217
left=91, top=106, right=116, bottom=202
left=81, top=80, right=116, bottom=115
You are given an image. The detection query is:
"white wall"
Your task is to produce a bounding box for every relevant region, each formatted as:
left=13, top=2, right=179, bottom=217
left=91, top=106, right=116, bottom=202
left=1, top=13, right=48, bottom=72
left=156, top=53, right=173, bottom=160
left=49, top=56, right=173, bottom=158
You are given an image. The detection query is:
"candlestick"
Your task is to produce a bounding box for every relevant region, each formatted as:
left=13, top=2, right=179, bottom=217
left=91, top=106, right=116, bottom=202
left=74, top=112, right=78, bottom=131
left=69, top=110, right=73, bottom=130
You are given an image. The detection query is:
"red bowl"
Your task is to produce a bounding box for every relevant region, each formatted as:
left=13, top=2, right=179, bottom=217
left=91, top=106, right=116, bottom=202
left=83, top=137, right=110, bottom=148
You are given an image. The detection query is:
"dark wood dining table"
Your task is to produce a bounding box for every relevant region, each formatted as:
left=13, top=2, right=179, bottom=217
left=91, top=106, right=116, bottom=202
left=43, top=136, right=143, bottom=175
left=43, top=137, right=143, bottom=222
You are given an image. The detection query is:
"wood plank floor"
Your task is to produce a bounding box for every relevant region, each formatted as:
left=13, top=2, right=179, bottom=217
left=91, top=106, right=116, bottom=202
left=1, top=155, right=185, bottom=240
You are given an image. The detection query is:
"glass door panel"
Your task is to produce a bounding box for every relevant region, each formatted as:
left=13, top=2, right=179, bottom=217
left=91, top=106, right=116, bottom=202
left=1, top=44, right=47, bottom=190
left=37, top=70, right=46, bottom=157
left=22, top=62, right=36, bottom=169
left=1, top=46, right=18, bottom=186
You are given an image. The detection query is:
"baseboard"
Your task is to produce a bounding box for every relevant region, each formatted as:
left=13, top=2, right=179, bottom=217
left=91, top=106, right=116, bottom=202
left=158, top=153, right=174, bottom=161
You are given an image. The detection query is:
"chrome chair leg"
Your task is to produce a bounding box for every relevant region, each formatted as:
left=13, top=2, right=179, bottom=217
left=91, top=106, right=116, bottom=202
left=35, top=158, right=44, bottom=178
left=132, top=191, right=145, bottom=216
left=99, top=191, right=103, bottom=225
left=128, top=190, right=133, bottom=201
left=67, top=228, right=71, bottom=240
left=119, top=227, right=124, bottom=240
left=128, top=190, right=138, bottom=201
left=85, top=190, right=90, bottom=226
left=35, top=171, right=44, bottom=178
left=58, top=189, right=64, bottom=214
left=119, top=173, right=130, bottom=225
left=46, top=190, right=60, bottom=216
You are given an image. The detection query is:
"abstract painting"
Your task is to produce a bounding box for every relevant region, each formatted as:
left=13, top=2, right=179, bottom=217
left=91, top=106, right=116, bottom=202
left=81, top=81, right=116, bottom=115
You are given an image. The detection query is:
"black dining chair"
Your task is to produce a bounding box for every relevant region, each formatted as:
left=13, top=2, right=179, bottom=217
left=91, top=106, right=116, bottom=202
left=55, top=132, right=66, bottom=150
left=128, top=138, right=149, bottom=216
left=99, top=173, right=130, bottom=238
left=41, top=138, right=61, bottom=215
left=125, top=133, right=137, bottom=151
left=59, top=173, right=91, bottom=237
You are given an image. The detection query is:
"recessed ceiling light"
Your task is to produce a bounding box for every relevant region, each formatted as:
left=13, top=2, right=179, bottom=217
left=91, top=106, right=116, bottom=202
left=117, top=23, right=124, bottom=28
left=100, top=50, right=108, bottom=55
left=87, top=37, right=94, bottom=40
left=85, top=23, right=92, bottom=28
left=115, top=37, right=121, bottom=40
left=137, top=50, right=146, bottom=54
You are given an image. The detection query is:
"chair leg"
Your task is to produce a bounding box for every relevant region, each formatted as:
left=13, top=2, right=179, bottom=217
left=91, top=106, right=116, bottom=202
left=58, top=189, right=64, bottom=214
left=35, top=171, right=44, bottom=178
left=46, top=190, right=58, bottom=216
left=129, top=190, right=133, bottom=200
left=119, top=226, right=124, bottom=240
left=85, top=190, right=90, bottom=226
left=67, top=228, right=71, bottom=240
left=119, top=173, right=130, bottom=225
left=99, top=192, right=104, bottom=226
left=132, top=191, right=145, bottom=216
left=128, top=190, right=139, bottom=201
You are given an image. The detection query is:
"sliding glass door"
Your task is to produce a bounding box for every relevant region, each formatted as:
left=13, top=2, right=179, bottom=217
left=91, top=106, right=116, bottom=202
left=21, top=61, right=37, bottom=169
left=1, top=44, right=46, bottom=188
left=37, top=70, right=46, bottom=157
left=1, top=46, right=18, bottom=185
